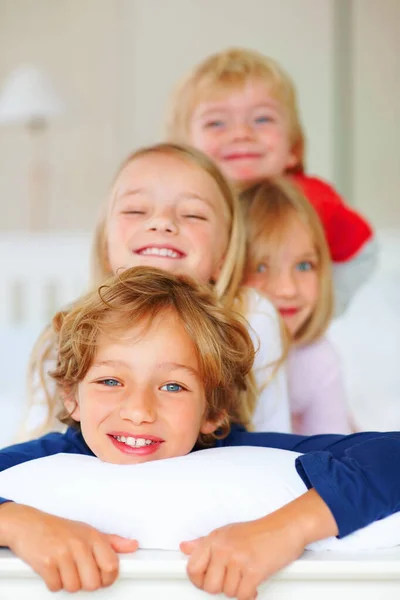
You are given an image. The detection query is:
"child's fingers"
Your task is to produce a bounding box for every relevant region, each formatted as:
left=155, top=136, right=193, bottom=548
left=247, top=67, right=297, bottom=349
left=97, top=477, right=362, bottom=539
left=58, top=553, right=83, bottom=593
left=202, top=559, right=227, bottom=595
left=179, top=537, right=204, bottom=555
left=223, top=565, right=242, bottom=598
left=186, top=541, right=211, bottom=590
left=92, top=540, right=120, bottom=588
left=107, top=534, right=139, bottom=554
left=235, top=572, right=260, bottom=600
left=38, top=562, right=63, bottom=593
left=71, top=542, right=103, bottom=591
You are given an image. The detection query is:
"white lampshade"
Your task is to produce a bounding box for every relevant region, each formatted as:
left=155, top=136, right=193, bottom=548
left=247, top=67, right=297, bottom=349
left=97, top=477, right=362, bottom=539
left=0, top=64, right=64, bottom=125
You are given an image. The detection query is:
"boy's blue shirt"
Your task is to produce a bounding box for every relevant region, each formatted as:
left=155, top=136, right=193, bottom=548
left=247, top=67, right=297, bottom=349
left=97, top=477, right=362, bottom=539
left=1, top=425, right=400, bottom=539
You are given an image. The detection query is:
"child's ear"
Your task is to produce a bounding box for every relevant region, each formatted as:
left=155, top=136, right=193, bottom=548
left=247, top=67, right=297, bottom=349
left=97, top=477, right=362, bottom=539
left=286, top=139, right=303, bottom=171
left=286, top=150, right=298, bottom=170
left=63, top=387, right=81, bottom=422
left=200, top=413, right=226, bottom=435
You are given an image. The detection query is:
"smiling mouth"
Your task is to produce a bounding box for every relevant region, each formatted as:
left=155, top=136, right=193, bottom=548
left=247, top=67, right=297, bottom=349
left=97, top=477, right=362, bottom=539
left=134, top=247, right=185, bottom=259
left=223, top=153, right=262, bottom=161
left=112, top=435, right=157, bottom=447
left=109, top=434, right=164, bottom=454
left=278, top=308, right=300, bottom=317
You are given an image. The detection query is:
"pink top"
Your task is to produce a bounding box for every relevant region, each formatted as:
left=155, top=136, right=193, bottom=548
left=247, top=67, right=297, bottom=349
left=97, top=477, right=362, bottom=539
left=287, top=337, right=352, bottom=435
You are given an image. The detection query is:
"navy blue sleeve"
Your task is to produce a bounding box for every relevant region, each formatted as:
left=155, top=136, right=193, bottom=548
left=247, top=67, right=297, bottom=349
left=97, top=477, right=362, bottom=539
left=219, top=427, right=400, bottom=538
left=0, top=429, right=92, bottom=505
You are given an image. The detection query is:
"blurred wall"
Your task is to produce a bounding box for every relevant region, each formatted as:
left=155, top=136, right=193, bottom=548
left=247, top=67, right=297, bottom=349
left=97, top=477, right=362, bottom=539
left=0, top=0, right=398, bottom=231
left=353, top=0, right=400, bottom=227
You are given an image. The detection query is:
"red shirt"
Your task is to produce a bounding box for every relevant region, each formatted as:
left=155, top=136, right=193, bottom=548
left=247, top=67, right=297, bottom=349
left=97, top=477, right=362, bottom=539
left=291, top=174, right=373, bottom=262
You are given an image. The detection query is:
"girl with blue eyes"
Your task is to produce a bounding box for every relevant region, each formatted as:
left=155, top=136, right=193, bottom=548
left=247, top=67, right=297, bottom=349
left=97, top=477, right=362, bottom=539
left=244, top=179, right=353, bottom=434
left=167, top=47, right=377, bottom=316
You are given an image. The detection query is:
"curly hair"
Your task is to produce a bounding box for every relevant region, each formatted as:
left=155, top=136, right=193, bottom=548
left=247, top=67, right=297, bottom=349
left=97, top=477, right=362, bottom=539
left=49, top=266, right=256, bottom=447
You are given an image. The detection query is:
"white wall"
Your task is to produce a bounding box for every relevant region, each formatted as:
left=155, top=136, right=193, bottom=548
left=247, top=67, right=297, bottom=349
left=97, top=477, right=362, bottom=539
left=352, top=0, right=400, bottom=226
left=0, top=0, right=398, bottom=230
left=0, top=0, right=334, bottom=231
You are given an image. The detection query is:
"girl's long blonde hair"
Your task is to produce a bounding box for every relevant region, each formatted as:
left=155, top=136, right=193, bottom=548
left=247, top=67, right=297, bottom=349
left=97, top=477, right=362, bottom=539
left=23, top=143, right=268, bottom=440
left=244, top=178, right=334, bottom=346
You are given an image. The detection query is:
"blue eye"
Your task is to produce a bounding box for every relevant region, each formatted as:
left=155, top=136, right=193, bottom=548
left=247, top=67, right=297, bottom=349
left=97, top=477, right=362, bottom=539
left=98, top=378, right=121, bottom=387
left=296, top=261, right=313, bottom=272
left=256, top=263, right=267, bottom=273
left=254, top=116, right=272, bottom=124
left=205, top=120, right=224, bottom=129
left=161, top=383, right=184, bottom=393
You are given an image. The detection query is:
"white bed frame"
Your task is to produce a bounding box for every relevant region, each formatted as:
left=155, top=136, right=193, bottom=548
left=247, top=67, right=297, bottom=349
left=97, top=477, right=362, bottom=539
left=1, top=548, right=400, bottom=598
left=0, top=233, right=91, bottom=327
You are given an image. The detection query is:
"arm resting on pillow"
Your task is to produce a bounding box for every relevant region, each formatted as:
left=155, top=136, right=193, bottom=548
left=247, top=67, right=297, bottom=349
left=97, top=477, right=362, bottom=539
left=219, top=428, right=400, bottom=538
left=181, top=488, right=337, bottom=598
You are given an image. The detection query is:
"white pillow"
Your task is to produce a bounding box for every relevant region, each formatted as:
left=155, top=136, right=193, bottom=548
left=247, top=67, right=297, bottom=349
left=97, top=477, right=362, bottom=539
left=0, top=445, right=399, bottom=552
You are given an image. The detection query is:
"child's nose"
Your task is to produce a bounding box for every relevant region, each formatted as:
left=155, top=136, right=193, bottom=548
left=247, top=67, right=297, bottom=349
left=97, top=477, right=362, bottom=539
left=231, top=120, right=254, bottom=141
left=119, top=392, right=157, bottom=425
left=271, top=271, right=297, bottom=298
left=146, top=213, right=178, bottom=234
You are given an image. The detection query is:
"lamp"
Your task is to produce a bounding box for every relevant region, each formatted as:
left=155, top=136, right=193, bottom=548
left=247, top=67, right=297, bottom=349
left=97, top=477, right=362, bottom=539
left=0, top=65, right=65, bottom=230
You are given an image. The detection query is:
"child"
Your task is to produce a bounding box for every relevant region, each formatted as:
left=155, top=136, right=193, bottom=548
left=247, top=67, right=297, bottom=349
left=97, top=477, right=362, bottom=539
left=244, top=178, right=352, bottom=434
left=27, top=143, right=290, bottom=437
left=166, top=47, right=377, bottom=315
left=2, top=267, right=400, bottom=597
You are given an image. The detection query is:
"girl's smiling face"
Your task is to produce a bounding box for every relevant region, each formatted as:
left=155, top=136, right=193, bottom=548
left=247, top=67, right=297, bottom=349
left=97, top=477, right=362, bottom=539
left=246, top=217, right=319, bottom=336
left=106, top=152, right=230, bottom=284
left=67, top=311, right=218, bottom=465
left=189, top=79, right=297, bottom=187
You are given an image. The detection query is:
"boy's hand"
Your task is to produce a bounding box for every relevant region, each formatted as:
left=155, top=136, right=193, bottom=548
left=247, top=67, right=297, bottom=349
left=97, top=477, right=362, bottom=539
left=180, top=489, right=338, bottom=600
left=0, top=502, right=138, bottom=592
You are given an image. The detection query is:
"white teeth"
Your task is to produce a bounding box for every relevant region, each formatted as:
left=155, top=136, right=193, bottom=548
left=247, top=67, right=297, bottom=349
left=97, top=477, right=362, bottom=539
left=114, top=436, right=154, bottom=447
left=139, top=247, right=180, bottom=258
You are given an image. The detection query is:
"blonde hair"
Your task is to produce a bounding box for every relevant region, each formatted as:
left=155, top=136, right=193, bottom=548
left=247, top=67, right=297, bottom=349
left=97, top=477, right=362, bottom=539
left=23, top=143, right=281, bottom=440
left=91, top=142, right=246, bottom=309
left=50, top=266, right=256, bottom=445
left=23, top=143, right=251, bottom=437
left=244, top=179, right=334, bottom=345
left=166, top=47, right=305, bottom=172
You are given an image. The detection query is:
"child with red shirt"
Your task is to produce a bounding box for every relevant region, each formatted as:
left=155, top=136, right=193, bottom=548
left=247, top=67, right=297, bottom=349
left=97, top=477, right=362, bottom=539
left=166, top=47, right=377, bottom=314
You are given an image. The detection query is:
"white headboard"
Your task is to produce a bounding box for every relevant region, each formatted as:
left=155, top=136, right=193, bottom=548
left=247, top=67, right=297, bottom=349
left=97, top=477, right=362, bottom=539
left=0, top=233, right=91, bottom=327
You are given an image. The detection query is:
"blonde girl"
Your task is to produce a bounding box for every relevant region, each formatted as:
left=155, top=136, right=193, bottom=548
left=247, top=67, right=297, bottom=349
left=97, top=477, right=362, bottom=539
left=244, top=178, right=352, bottom=434
left=166, top=47, right=377, bottom=316
left=27, top=143, right=290, bottom=437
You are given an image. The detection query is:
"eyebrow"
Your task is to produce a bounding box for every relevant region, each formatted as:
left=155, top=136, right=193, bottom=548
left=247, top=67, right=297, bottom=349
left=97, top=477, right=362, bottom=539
left=156, top=362, right=200, bottom=380
left=115, top=188, right=146, bottom=202
left=297, top=252, right=319, bottom=260
left=254, top=250, right=318, bottom=263
left=91, top=359, right=200, bottom=379
left=196, top=102, right=280, bottom=118
left=91, top=359, right=131, bottom=369
left=178, top=192, right=215, bottom=210
left=115, top=189, right=216, bottom=211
